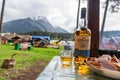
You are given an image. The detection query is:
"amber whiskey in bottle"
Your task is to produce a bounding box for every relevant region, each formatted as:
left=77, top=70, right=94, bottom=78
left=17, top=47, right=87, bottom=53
left=74, top=8, right=91, bottom=66
left=74, top=24, right=91, bottom=66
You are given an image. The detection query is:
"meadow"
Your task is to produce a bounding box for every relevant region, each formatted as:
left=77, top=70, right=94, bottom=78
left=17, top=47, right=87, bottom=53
left=0, top=44, right=59, bottom=80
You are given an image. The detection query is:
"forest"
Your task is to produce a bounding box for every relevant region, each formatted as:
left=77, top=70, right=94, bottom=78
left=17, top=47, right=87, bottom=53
left=21, top=31, right=74, bottom=41
left=20, top=30, right=120, bottom=40
left=103, top=31, right=120, bottom=38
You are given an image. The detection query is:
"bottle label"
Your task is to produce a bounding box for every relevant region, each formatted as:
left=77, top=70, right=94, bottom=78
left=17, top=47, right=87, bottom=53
left=74, top=49, right=90, bottom=57
left=75, top=36, right=91, bottom=50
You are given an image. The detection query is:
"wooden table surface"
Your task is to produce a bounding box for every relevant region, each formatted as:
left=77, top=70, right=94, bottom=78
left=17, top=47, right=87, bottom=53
left=36, top=56, right=113, bottom=80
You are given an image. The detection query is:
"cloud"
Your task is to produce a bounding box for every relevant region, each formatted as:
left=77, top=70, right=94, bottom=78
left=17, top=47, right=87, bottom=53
left=104, top=13, right=120, bottom=31
left=2, top=0, right=79, bottom=32
left=1, top=0, right=120, bottom=32
left=100, top=0, right=120, bottom=31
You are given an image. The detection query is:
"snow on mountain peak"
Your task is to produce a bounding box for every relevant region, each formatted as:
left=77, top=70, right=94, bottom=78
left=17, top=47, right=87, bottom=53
left=31, top=16, right=46, bottom=20
left=31, top=16, right=48, bottom=22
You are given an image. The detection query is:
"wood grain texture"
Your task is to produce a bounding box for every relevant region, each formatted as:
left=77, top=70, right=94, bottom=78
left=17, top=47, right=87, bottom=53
left=87, top=0, right=100, bottom=57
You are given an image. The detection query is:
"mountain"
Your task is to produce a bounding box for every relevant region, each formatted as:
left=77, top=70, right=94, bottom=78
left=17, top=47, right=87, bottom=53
left=54, top=26, right=68, bottom=33
left=104, top=31, right=120, bottom=38
left=2, top=16, right=68, bottom=33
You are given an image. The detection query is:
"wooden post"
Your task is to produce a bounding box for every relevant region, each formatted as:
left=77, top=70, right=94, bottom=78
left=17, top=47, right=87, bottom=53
left=87, top=0, right=100, bottom=57
left=0, top=0, right=6, bottom=33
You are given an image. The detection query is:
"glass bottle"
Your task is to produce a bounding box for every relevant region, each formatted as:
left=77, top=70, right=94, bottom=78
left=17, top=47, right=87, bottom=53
left=74, top=8, right=91, bottom=67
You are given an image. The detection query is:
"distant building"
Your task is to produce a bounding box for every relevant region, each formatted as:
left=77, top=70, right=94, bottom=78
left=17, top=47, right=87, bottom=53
left=102, top=37, right=120, bottom=50
left=102, top=38, right=111, bottom=49
left=31, top=36, right=50, bottom=47
left=31, top=36, right=50, bottom=42
left=111, top=37, right=120, bottom=50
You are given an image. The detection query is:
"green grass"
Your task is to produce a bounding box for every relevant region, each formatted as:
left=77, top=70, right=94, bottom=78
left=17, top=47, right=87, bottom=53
left=0, top=44, right=59, bottom=80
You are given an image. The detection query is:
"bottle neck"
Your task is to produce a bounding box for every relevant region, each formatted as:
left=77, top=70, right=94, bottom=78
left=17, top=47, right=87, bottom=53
left=80, top=18, right=87, bottom=28
left=80, top=7, right=87, bottom=28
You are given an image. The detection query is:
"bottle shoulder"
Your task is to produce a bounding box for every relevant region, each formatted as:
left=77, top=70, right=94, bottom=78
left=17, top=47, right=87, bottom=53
left=75, top=27, right=91, bottom=36
left=81, top=27, right=91, bottom=31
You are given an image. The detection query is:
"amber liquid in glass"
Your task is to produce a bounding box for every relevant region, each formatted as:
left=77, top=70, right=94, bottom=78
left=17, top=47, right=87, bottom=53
left=61, top=56, right=72, bottom=68
left=61, top=56, right=72, bottom=63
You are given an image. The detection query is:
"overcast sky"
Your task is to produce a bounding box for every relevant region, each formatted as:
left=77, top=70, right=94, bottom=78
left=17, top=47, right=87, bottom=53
left=0, top=0, right=120, bottom=32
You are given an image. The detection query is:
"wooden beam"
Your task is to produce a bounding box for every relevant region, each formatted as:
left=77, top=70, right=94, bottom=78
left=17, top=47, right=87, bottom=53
left=87, top=0, right=100, bottom=57
left=0, top=0, right=6, bottom=33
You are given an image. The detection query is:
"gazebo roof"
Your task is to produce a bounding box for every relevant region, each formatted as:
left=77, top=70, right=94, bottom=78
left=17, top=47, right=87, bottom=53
left=11, top=36, right=23, bottom=40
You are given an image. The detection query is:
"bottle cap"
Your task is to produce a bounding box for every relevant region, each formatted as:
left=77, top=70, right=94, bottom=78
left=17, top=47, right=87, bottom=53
left=81, top=7, right=86, bottom=19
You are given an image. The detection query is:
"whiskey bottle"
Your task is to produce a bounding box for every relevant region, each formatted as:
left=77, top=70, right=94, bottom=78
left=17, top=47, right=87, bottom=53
left=74, top=8, right=91, bottom=66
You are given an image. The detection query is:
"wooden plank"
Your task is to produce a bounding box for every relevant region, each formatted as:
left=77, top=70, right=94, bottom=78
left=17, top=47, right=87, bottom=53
left=0, top=0, right=6, bottom=33
left=87, top=0, right=100, bottom=57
